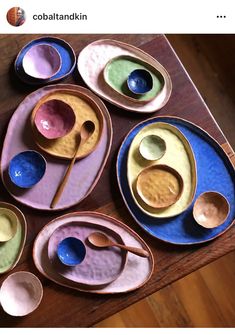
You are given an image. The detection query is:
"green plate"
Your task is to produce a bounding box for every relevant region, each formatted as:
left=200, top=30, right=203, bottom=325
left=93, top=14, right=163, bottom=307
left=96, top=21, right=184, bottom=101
left=103, top=55, right=164, bottom=102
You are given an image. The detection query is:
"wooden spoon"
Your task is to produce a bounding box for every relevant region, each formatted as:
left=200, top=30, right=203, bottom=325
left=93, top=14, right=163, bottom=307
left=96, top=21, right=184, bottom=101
left=88, top=232, right=150, bottom=258
left=50, top=120, right=95, bottom=208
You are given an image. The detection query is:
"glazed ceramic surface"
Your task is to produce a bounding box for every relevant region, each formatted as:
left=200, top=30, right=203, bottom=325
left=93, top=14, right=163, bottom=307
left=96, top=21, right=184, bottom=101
left=48, top=222, right=127, bottom=286
left=0, top=208, right=18, bottom=242
left=0, top=202, right=27, bottom=274
left=104, top=55, right=162, bottom=102
left=22, top=44, right=61, bottom=79
left=34, top=99, right=76, bottom=139
left=15, top=37, right=76, bottom=85
left=1, top=84, right=112, bottom=211
left=33, top=212, right=154, bottom=293
left=78, top=39, right=172, bottom=113
left=0, top=271, right=43, bottom=316
left=127, top=122, right=196, bottom=218
left=8, top=150, right=46, bottom=188
left=31, top=89, right=104, bottom=159
left=139, top=134, right=166, bottom=161
left=57, top=237, right=86, bottom=266
left=117, top=117, right=235, bottom=244
left=193, top=192, right=230, bottom=228
left=127, top=69, right=153, bottom=95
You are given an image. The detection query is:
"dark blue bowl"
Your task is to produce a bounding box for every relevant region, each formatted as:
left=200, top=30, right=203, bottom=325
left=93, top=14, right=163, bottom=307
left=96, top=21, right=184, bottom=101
left=8, top=150, right=46, bottom=188
left=127, top=69, right=153, bottom=94
left=57, top=237, right=86, bottom=266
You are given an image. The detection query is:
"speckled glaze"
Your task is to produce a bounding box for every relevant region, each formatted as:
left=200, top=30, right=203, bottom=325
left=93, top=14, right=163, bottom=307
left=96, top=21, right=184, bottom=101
left=78, top=39, right=172, bottom=113
left=33, top=212, right=154, bottom=294
left=8, top=150, right=46, bottom=188
left=0, top=202, right=27, bottom=274
left=0, top=208, right=18, bottom=242
left=0, top=271, right=43, bottom=316
left=48, top=222, right=127, bottom=286
left=1, top=84, right=112, bottom=211
left=34, top=99, right=76, bottom=139
left=22, top=44, right=61, bottom=79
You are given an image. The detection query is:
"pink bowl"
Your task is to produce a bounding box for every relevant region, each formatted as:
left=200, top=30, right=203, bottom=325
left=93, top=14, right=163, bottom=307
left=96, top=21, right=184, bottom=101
left=34, top=99, right=76, bottom=139
left=22, top=44, right=61, bottom=79
left=0, top=271, right=43, bottom=316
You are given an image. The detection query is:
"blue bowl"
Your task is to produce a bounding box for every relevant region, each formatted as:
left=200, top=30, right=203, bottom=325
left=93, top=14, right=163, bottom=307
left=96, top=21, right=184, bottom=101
left=8, top=150, right=46, bottom=188
left=57, top=237, right=86, bottom=266
left=127, top=69, right=153, bottom=94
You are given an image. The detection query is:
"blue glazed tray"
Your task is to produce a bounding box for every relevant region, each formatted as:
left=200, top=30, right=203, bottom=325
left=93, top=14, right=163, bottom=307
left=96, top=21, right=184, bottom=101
left=117, top=117, right=235, bottom=245
left=15, top=37, right=76, bottom=85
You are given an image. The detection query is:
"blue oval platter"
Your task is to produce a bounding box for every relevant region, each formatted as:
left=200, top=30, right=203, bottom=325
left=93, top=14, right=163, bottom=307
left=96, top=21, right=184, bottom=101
left=117, top=117, right=235, bottom=245
left=15, top=37, right=76, bottom=85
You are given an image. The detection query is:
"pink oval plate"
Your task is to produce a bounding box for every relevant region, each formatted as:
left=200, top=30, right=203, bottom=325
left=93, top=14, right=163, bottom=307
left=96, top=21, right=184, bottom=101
left=0, top=84, right=112, bottom=211
left=22, top=44, right=61, bottom=79
left=48, top=221, right=127, bottom=287
left=33, top=99, right=76, bottom=139
left=33, top=211, right=154, bottom=294
left=0, top=271, right=43, bottom=316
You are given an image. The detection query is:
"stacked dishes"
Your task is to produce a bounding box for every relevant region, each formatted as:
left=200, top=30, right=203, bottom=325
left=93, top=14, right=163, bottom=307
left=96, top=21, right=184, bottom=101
left=33, top=212, right=154, bottom=294
left=78, top=39, right=172, bottom=113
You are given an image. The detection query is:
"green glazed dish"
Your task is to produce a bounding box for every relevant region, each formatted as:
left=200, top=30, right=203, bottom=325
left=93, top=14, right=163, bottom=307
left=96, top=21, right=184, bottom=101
left=103, top=55, right=164, bottom=102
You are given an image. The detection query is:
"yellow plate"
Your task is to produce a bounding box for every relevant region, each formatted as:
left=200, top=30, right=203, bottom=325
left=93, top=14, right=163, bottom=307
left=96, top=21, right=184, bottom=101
left=127, top=122, right=197, bottom=218
left=31, top=89, right=104, bottom=159
left=0, top=208, right=18, bottom=242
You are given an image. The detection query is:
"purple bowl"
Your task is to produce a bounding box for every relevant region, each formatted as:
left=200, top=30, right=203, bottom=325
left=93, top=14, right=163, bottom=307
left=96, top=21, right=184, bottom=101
left=34, top=99, right=76, bottom=139
left=22, top=44, right=62, bottom=79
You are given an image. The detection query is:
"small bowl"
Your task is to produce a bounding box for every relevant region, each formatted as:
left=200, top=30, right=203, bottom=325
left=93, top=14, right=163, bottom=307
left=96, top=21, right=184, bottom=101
left=57, top=237, right=86, bottom=266
left=0, top=271, right=43, bottom=316
left=22, top=44, right=61, bottom=79
left=8, top=150, right=46, bottom=188
left=193, top=191, right=230, bottom=228
left=136, top=164, right=184, bottom=208
left=127, top=69, right=153, bottom=95
left=33, top=99, right=76, bottom=139
left=139, top=135, right=166, bottom=161
left=0, top=207, right=18, bottom=242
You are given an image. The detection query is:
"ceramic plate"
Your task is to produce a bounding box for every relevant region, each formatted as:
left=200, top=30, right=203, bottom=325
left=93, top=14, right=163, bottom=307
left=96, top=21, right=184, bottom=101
left=78, top=39, right=172, bottom=113
left=117, top=116, right=235, bottom=245
left=103, top=55, right=164, bottom=103
left=1, top=84, right=112, bottom=211
left=48, top=222, right=127, bottom=287
left=15, top=37, right=76, bottom=85
left=31, top=89, right=104, bottom=159
left=33, top=212, right=154, bottom=294
left=0, top=202, right=27, bottom=274
left=127, top=122, right=197, bottom=218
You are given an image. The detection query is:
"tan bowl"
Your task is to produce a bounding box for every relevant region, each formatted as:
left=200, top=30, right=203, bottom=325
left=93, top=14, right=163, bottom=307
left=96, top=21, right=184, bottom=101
left=193, top=191, right=230, bottom=228
left=136, top=164, right=184, bottom=209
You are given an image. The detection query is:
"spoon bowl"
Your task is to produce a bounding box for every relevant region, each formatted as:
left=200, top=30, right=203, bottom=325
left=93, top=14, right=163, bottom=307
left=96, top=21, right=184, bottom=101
left=193, top=191, right=230, bottom=228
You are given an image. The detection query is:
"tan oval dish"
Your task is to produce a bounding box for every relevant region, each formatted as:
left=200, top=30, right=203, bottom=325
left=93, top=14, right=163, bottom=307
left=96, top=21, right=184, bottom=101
left=193, top=191, right=230, bottom=229
left=136, top=164, right=184, bottom=209
left=127, top=122, right=197, bottom=218
left=0, top=271, right=43, bottom=316
left=103, top=55, right=164, bottom=103
left=31, top=88, right=104, bottom=160
left=78, top=39, right=172, bottom=113
left=139, top=134, right=166, bottom=161
left=0, top=207, right=18, bottom=242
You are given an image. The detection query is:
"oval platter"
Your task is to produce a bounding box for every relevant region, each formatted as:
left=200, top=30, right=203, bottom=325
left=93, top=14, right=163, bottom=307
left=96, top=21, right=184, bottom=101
left=15, top=36, right=76, bottom=85
left=117, top=116, right=235, bottom=245
left=0, top=202, right=27, bottom=274
left=127, top=122, right=197, bottom=218
left=1, top=84, right=112, bottom=211
left=33, top=211, right=154, bottom=294
left=77, top=39, right=172, bottom=113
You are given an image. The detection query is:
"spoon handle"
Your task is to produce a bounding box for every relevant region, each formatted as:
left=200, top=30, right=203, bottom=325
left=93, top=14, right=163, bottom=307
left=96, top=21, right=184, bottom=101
left=50, top=138, right=82, bottom=209
left=112, top=243, right=150, bottom=258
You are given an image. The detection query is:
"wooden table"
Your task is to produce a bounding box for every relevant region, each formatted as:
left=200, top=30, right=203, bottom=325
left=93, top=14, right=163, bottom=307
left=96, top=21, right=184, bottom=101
left=0, top=34, right=234, bottom=327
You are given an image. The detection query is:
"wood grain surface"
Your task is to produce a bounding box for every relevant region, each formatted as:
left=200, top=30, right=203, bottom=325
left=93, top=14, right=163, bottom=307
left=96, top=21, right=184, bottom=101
left=0, top=34, right=234, bottom=327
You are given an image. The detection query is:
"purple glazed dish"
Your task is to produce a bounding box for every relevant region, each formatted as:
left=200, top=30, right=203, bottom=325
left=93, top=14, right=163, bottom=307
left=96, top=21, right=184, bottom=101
left=22, top=44, right=62, bottom=79
left=34, top=99, right=76, bottom=139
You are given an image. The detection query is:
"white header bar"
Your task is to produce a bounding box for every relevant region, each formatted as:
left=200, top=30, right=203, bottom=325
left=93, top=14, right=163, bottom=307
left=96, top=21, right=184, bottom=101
left=1, top=0, right=235, bottom=33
